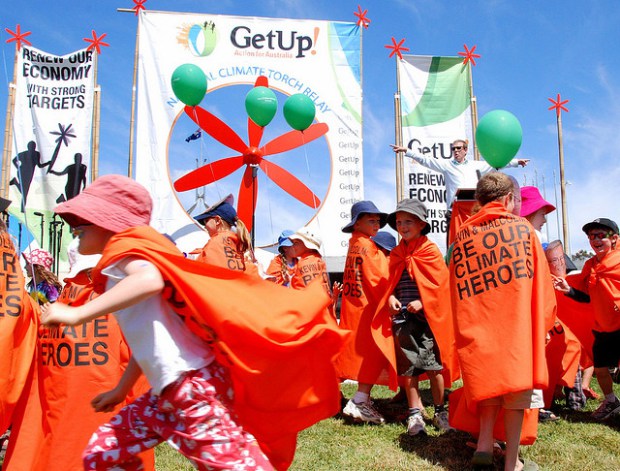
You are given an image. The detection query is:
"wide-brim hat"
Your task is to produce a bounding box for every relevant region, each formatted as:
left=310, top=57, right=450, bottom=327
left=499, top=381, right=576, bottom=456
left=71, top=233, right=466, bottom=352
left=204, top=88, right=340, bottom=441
left=195, top=194, right=236, bottom=226
left=582, top=217, right=619, bottom=235
left=342, top=200, right=388, bottom=233
left=520, top=186, right=555, bottom=218
left=66, top=253, right=101, bottom=280
left=55, top=175, right=152, bottom=233
left=289, top=227, right=322, bottom=253
left=0, top=197, right=11, bottom=213
left=387, top=199, right=431, bottom=235
left=372, top=231, right=397, bottom=252
left=22, top=248, right=53, bottom=270
left=277, top=230, right=294, bottom=252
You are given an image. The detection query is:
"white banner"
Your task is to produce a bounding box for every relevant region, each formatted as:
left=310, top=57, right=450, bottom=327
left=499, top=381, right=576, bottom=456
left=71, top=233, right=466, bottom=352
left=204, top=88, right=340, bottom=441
left=399, top=55, right=474, bottom=253
left=9, top=46, right=95, bottom=221
left=135, top=11, right=363, bottom=260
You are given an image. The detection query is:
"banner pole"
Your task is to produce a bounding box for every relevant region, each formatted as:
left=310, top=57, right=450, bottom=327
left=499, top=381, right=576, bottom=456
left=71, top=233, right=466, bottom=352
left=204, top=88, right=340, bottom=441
left=91, top=51, right=101, bottom=181
left=120, top=9, right=141, bottom=179
left=557, top=112, right=570, bottom=254
left=467, top=61, right=480, bottom=161
left=394, top=57, right=404, bottom=202
left=1, top=47, right=19, bottom=198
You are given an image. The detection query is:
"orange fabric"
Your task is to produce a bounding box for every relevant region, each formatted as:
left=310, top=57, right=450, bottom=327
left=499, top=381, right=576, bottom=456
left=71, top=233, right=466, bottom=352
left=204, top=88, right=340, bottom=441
left=568, top=250, right=620, bottom=332
left=334, top=233, right=392, bottom=386
left=448, top=387, right=539, bottom=445
left=290, top=251, right=330, bottom=296
left=384, top=236, right=459, bottom=386
left=93, top=227, right=347, bottom=471
left=554, top=284, right=595, bottom=359
left=4, top=271, right=154, bottom=471
left=449, top=201, right=556, bottom=405
left=0, top=232, right=39, bottom=435
left=543, top=319, right=581, bottom=408
left=196, top=230, right=259, bottom=276
left=449, top=199, right=476, bottom=246
left=266, top=254, right=295, bottom=286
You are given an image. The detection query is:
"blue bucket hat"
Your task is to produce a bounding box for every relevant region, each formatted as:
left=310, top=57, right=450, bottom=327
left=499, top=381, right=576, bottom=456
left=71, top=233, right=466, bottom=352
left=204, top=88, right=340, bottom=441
left=341, top=200, right=388, bottom=233
left=195, top=194, right=237, bottom=226
left=277, top=230, right=294, bottom=253
left=372, top=231, right=397, bottom=252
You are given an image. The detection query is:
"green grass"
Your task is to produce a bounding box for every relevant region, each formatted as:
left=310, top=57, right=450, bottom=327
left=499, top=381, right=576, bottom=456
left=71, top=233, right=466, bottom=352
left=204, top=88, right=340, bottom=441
left=153, top=381, right=620, bottom=470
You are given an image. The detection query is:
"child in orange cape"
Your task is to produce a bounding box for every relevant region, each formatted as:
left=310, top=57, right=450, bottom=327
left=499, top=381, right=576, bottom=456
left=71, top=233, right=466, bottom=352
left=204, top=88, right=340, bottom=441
left=554, top=218, right=620, bottom=420
left=266, top=230, right=297, bottom=286
left=449, top=172, right=555, bottom=471
left=336, top=201, right=392, bottom=425
left=385, top=199, right=458, bottom=436
left=40, top=175, right=345, bottom=471
left=194, top=194, right=258, bottom=275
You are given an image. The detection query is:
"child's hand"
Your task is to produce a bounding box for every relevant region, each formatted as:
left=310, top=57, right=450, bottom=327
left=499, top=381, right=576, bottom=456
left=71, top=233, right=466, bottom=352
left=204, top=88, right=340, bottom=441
left=406, top=300, right=423, bottom=313
left=40, top=302, right=77, bottom=326
left=332, top=281, right=343, bottom=300
left=388, top=295, right=401, bottom=314
left=91, top=388, right=125, bottom=413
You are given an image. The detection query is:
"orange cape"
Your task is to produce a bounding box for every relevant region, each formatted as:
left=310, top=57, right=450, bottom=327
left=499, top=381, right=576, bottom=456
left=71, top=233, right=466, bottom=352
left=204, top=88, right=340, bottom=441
left=568, top=250, right=620, bottom=332
left=554, top=282, right=595, bottom=362
left=0, top=232, right=38, bottom=435
left=382, top=236, right=459, bottom=386
left=448, top=202, right=555, bottom=444
left=543, top=319, right=581, bottom=408
left=196, top=230, right=258, bottom=276
left=290, top=251, right=330, bottom=295
left=93, top=227, right=347, bottom=470
left=4, top=271, right=154, bottom=471
left=334, top=233, right=391, bottom=385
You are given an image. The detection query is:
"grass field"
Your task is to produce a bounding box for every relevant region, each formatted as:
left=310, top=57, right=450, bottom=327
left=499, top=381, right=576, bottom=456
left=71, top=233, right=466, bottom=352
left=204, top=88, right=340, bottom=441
left=154, top=381, right=620, bottom=470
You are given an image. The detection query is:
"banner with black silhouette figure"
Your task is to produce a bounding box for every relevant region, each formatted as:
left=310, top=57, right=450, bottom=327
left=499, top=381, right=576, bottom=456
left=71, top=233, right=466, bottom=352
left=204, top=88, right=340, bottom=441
left=9, top=45, right=95, bottom=235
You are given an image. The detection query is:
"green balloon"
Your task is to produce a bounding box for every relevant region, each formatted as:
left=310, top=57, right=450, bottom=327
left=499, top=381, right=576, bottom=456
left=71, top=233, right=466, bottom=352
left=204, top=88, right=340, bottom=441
left=475, top=110, right=523, bottom=168
left=171, top=64, right=207, bottom=107
left=245, top=86, right=278, bottom=127
left=283, top=94, right=316, bottom=131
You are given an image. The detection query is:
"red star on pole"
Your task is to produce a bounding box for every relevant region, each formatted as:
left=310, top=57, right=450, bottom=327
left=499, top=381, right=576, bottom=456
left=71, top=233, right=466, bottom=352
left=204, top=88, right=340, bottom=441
left=133, top=0, right=147, bottom=15
left=458, top=44, right=481, bottom=66
left=548, top=93, right=569, bottom=117
left=83, top=30, right=110, bottom=54
left=354, top=5, right=371, bottom=29
left=5, top=24, right=32, bottom=51
left=385, top=37, right=409, bottom=60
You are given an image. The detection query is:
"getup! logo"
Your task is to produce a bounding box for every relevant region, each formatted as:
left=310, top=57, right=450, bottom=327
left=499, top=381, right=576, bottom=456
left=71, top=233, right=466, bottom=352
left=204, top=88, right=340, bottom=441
left=179, top=20, right=219, bottom=57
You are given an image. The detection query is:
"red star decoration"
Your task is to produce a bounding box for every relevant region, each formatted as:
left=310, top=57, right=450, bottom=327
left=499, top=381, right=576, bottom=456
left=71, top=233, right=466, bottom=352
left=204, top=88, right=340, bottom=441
left=5, top=24, right=32, bottom=51
left=548, top=93, right=569, bottom=117
left=458, top=44, right=481, bottom=66
left=385, top=37, right=409, bottom=60
left=83, top=30, right=110, bottom=54
left=354, top=6, right=371, bottom=29
left=133, top=0, right=147, bottom=15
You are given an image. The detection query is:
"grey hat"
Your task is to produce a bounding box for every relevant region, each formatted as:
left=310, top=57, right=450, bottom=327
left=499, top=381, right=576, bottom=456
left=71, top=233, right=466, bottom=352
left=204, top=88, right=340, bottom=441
left=582, top=217, right=619, bottom=235
left=387, top=199, right=430, bottom=235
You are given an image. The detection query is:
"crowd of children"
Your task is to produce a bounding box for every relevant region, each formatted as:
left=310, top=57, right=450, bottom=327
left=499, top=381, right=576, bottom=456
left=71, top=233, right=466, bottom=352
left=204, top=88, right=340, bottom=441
left=2, top=168, right=620, bottom=471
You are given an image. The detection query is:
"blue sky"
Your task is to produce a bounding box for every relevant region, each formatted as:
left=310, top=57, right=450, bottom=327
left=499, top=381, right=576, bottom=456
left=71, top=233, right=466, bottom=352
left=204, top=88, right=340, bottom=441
left=2, top=0, right=619, bottom=254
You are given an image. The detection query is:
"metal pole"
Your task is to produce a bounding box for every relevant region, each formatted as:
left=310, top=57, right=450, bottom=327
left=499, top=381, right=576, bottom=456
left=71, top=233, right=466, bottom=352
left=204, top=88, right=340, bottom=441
left=394, top=57, right=404, bottom=202
left=2, top=44, right=19, bottom=198
left=467, top=62, right=480, bottom=161
left=553, top=170, right=561, bottom=240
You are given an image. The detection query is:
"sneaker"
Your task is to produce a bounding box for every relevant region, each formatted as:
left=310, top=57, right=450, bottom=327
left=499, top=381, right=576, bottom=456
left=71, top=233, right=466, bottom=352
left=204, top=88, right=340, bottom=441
left=432, top=409, right=454, bottom=432
left=407, top=412, right=427, bottom=436
left=591, top=398, right=620, bottom=420
left=343, top=399, right=385, bottom=424
left=538, top=409, right=559, bottom=423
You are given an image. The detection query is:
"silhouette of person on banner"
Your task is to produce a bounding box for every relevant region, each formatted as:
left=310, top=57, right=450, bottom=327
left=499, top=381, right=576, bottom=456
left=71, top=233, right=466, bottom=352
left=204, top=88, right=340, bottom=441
left=49, top=152, right=87, bottom=203
left=9, top=141, right=50, bottom=209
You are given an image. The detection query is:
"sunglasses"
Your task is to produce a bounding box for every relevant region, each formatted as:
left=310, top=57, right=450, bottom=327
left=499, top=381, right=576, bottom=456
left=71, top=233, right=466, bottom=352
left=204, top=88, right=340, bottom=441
left=588, top=231, right=612, bottom=241
left=452, top=146, right=465, bottom=151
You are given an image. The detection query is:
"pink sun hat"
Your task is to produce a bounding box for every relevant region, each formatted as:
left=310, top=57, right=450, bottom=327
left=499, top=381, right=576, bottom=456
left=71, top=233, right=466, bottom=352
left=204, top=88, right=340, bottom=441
left=519, top=186, right=555, bottom=218
left=23, top=248, right=53, bottom=270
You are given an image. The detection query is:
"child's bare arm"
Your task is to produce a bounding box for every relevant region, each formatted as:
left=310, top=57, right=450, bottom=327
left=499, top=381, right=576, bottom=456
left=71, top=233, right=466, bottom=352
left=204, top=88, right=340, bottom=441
left=91, top=356, right=142, bottom=413
left=41, top=257, right=164, bottom=326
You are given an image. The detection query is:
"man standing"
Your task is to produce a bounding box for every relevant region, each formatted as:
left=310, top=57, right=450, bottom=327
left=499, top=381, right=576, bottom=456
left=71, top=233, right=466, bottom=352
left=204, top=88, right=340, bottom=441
left=449, top=172, right=554, bottom=471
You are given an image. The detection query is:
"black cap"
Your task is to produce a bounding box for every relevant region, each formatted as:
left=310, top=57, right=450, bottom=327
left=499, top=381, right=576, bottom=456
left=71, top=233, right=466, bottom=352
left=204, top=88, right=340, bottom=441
left=582, top=218, right=619, bottom=235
